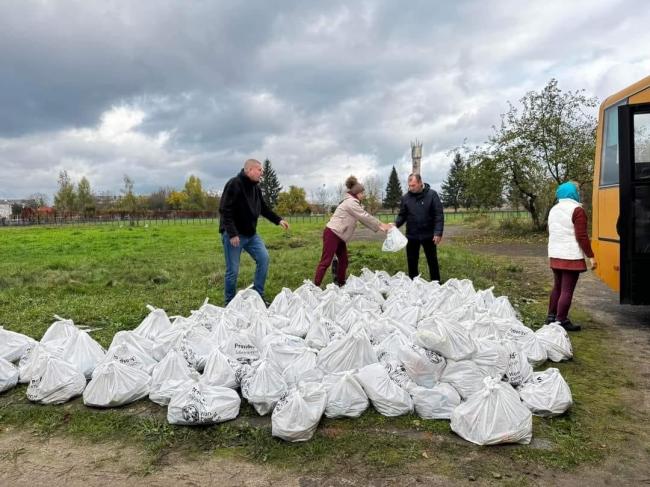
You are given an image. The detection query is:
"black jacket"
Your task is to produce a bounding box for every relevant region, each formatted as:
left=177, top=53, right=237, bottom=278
left=219, top=170, right=282, bottom=237
left=395, top=183, right=444, bottom=240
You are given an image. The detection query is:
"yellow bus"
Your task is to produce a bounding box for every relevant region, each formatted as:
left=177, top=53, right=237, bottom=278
left=592, top=76, right=650, bottom=304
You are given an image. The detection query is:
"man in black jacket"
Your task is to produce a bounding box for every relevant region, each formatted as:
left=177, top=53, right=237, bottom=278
left=395, top=173, right=444, bottom=281
left=219, top=159, right=289, bottom=304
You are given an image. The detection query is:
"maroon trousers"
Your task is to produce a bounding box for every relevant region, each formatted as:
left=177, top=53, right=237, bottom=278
left=314, top=227, right=348, bottom=286
left=548, top=269, right=580, bottom=321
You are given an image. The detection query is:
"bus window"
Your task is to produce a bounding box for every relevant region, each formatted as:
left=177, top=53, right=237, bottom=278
left=601, top=100, right=627, bottom=186
left=634, top=112, right=650, bottom=179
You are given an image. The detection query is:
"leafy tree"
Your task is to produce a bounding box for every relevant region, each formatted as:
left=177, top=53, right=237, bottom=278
left=260, top=158, right=282, bottom=209
left=119, top=175, right=139, bottom=214
left=183, top=175, right=206, bottom=210
left=382, top=166, right=403, bottom=213
left=276, top=186, right=311, bottom=215
left=491, top=79, right=597, bottom=229
left=465, top=152, right=504, bottom=209
left=53, top=170, right=76, bottom=214
left=205, top=193, right=220, bottom=212
left=148, top=187, right=173, bottom=211
left=364, top=175, right=383, bottom=214
left=76, top=177, right=95, bottom=216
left=166, top=191, right=189, bottom=210
left=440, top=153, right=466, bottom=212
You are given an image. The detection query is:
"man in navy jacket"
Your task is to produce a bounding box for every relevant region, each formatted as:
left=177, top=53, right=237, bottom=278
left=395, top=173, right=444, bottom=281
left=219, top=159, right=289, bottom=304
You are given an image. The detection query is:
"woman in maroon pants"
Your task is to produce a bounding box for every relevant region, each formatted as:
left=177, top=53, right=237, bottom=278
left=313, top=176, right=391, bottom=287
left=546, top=181, right=597, bottom=331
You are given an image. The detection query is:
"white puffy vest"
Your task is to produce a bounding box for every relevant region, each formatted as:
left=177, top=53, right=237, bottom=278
left=547, top=199, right=585, bottom=260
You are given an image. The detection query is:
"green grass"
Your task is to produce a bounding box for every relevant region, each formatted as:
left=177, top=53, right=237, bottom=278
left=0, top=221, right=638, bottom=479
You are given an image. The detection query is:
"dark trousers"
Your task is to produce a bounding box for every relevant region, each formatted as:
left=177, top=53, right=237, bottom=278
left=314, top=228, right=348, bottom=286
left=548, top=269, right=580, bottom=321
left=406, top=238, right=440, bottom=282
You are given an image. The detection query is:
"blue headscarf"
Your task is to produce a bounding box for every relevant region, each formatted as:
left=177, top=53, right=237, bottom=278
left=555, top=182, right=580, bottom=202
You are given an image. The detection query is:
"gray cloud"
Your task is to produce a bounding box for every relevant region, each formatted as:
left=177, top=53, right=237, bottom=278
left=1, top=0, right=650, bottom=199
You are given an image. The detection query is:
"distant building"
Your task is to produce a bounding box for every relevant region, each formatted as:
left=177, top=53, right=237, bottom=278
left=0, top=203, right=10, bottom=219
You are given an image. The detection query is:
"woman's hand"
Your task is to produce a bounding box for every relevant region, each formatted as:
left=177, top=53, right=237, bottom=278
left=589, top=257, right=597, bottom=270
left=379, top=222, right=392, bottom=233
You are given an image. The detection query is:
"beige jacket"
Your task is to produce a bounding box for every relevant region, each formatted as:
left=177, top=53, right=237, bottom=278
left=326, top=194, right=382, bottom=242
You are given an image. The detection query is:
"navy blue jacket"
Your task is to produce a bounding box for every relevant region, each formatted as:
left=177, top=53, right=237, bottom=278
left=219, top=170, right=282, bottom=237
left=395, top=183, right=444, bottom=240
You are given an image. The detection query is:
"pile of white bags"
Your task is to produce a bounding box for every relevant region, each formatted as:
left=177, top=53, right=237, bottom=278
left=0, top=269, right=575, bottom=447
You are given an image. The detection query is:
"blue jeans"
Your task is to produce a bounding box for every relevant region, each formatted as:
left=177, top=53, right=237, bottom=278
left=222, top=232, right=270, bottom=304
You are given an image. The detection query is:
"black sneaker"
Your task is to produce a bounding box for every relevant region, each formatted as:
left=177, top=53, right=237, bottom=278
left=559, top=319, right=581, bottom=332
left=545, top=314, right=557, bottom=325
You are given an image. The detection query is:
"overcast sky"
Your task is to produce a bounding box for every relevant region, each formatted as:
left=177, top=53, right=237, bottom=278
left=1, top=0, right=649, bottom=202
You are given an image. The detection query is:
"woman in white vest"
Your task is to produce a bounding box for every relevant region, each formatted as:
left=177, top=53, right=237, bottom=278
left=546, top=181, right=597, bottom=331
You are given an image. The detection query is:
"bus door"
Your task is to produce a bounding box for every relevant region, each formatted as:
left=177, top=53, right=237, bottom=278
left=618, top=103, right=650, bottom=304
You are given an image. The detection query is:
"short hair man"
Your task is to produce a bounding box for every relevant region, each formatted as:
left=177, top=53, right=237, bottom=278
left=219, top=159, right=289, bottom=304
left=394, top=173, right=444, bottom=281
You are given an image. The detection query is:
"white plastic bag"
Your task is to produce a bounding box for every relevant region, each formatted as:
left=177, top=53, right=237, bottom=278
left=18, top=342, right=64, bottom=384
left=355, top=363, right=413, bottom=417
left=503, top=325, right=548, bottom=366
left=502, top=340, right=533, bottom=387
left=317, top=329, right=378, bottom=374
left=535, top=323, right=573, bottom=362
left=133, top=305, right=172, bottom=341
left=222, top=331, right=260, bottom=365
left=271, top=382, right=327, bottom=442
left=323, top=372, right=369, bottom=418
left=416, top=315, right=476, bottom=361
left=450, top=377, right=533, bottom=445
left=282, top=349, right=322, bottom=387
left=62, top=330, right=106, bottom=379
left=149, top=349, right=196, bottom=406
left=40, top=316, right=79, bottom=345
left=241, top=360, right=288, bottom=415
left=382, top=227, right=408, bottom=252
left=26, top=355, right=86, bottom=405
left=202, top=348, right=243, bottom=389
left=0, top=327, right=37, bottom=363
left=411, top=383, right=461, bottom=419
left=83, top=361, right=151, bottom=407
left=519, top=368, right=573, bottom=417
left=440, top=360, right=489, bottom=400
left=382, top=360, right=417, bottom=393
left=472, top=338, right=508, bottom=379
left=398, top=344, right=446, bottom=388
left=98, top=340, right=157, bottom=375
left=0, top=357, right=20, bottom=393
left=167, top=381, right=241, bottom=425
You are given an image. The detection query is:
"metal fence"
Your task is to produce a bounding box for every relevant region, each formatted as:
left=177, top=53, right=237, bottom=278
left=0, top=210, right=530, bottom=228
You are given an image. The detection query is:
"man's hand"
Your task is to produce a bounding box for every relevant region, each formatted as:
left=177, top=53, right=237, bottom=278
left=379, top=223, right=392, bottom=233
left=230, top=236, right=240, bottom=247
left=279, top=219, right=290, bottom=230
left=433, top=235, right=442, bottom=245
left=589, top=257, right=597, bottom=270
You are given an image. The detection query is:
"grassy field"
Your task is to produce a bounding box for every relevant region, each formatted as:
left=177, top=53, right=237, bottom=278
left=0, top=221, right=637, bottom=481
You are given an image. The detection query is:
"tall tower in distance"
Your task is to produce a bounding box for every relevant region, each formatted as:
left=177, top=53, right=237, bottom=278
left=411, top=140, right=422, bottom=175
